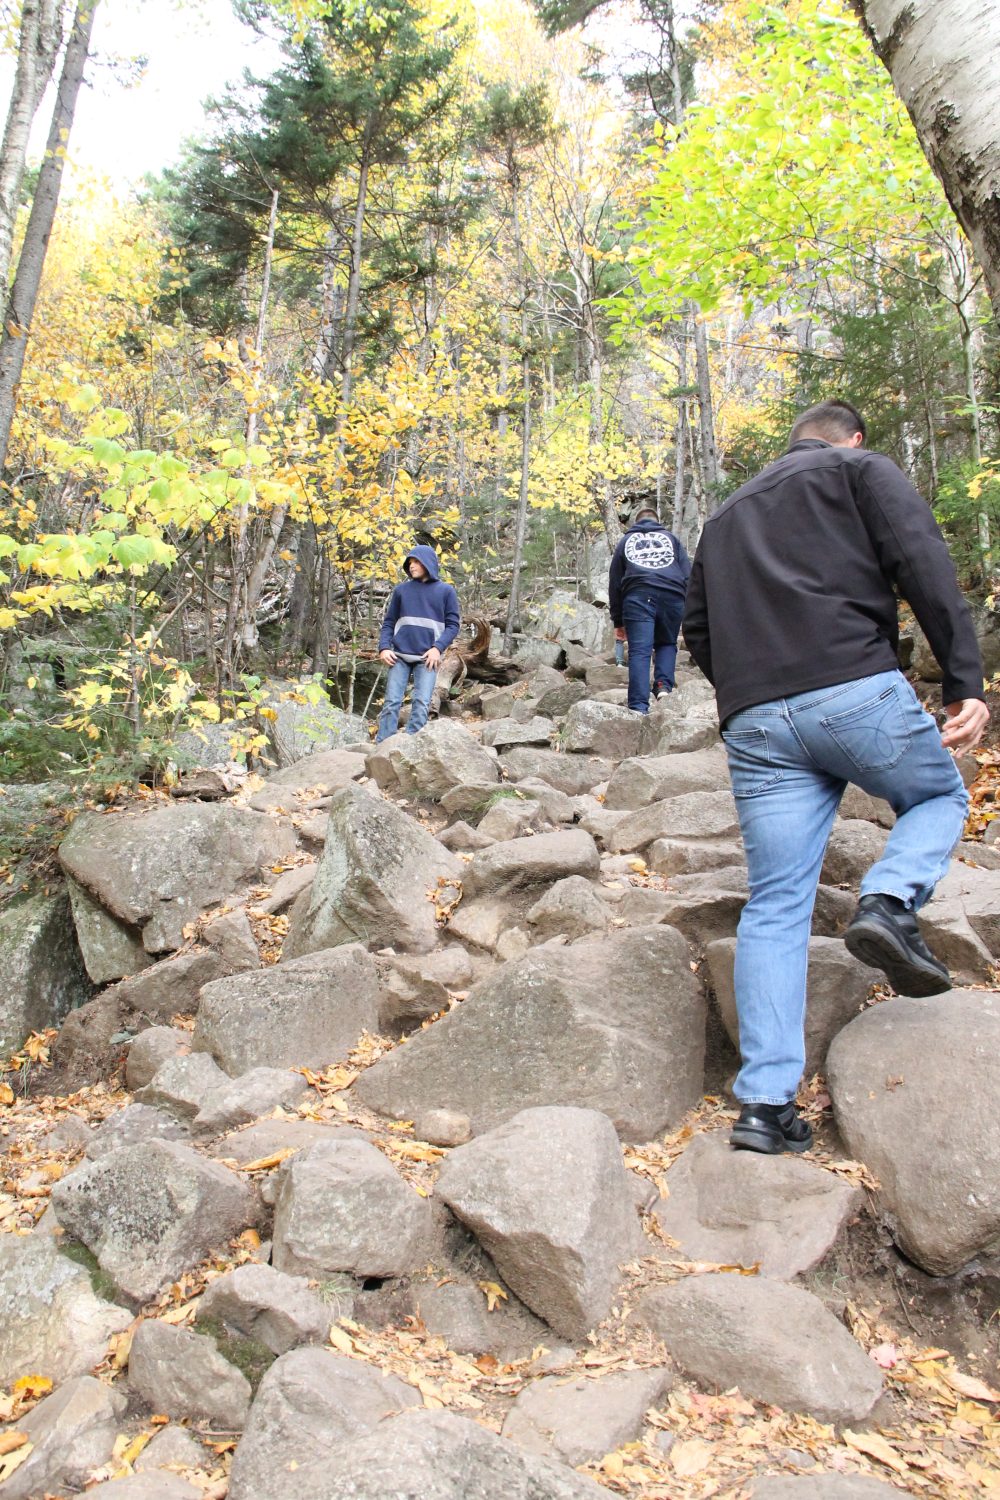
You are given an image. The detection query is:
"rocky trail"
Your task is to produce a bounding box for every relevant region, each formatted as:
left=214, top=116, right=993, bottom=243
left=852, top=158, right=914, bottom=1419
left=1, top=608, right=999, bottom=1500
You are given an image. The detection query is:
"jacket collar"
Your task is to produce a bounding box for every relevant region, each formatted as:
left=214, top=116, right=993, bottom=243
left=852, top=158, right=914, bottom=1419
left=788, top=438, right=833, bottom=452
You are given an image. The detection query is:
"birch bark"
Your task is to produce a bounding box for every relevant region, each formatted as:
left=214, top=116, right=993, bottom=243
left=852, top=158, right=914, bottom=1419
left=851, top=0, right=1000, bottom=320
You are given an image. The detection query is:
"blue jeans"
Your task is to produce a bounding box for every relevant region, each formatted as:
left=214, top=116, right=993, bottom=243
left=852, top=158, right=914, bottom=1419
left=376, top=659, right=437, bottom=742
left=723, top=670, right=967, bottom=1105
left=622, top=590, right=685, bottom=712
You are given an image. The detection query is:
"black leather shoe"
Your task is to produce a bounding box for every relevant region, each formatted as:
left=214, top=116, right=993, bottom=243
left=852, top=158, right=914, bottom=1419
left=730, top=1102, right=813, bottom=1154
left=844, top=893, right=951, bottom=997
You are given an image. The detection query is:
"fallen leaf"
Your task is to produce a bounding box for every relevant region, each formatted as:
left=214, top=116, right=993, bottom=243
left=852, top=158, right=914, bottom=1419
left=870, top=1342, right=899, bottom=1369
left=0, top=1434, right=28, bottom=1458
left=0, top=1439, right=32, bottom=1483
left=842, top=1429, right=908, bottom=1474
left=0, top=1083, right=13, bottom=1106
left=478, top=1280, right=508, bottom=1312
left=670, top=1437, right=712, bottom=1477
left=328, top=1325, right=356, bottom=1355
left=601, top=1452, right=625, bottom=1477
left=942, top=1369, right=1000, bottom=1403
left=12, top=1375, right=51, bottom=1399
left=240, top=1149, right=295, bottom=1172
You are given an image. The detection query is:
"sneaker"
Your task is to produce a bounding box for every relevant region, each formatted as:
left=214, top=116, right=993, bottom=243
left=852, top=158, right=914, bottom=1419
left=730, top=1102, right=813, bottom=1155
left=653, top=682, right=671, bottom=700
left=843, top=893, right=951, bottom=997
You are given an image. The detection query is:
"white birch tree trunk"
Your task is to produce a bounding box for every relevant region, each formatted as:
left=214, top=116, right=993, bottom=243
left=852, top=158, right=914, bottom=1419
left=0, top=0, right=62, bottom=294
left=851, top=0, right=1000, bottom=320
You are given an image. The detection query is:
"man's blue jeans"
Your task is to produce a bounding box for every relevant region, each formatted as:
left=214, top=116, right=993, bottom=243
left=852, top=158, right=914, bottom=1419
left=376, top=659, right=437, bottom=742
left=723, top=670, right=967, bottom=1105
left=622, top=590, right=685, bottom=712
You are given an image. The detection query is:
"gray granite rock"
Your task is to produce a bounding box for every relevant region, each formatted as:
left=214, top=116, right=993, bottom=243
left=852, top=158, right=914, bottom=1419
left=200, top=1263, right=331, bottom=1354
left=0, top=1375, right=126, bottom=1500
left=0, top=1235, right=130, bottom=1384
left=128, top=1317, right=251, bottom=1428
left=503, top=1366, right=673, bottom=1465
left=0, top=888, right=90, bottom=1054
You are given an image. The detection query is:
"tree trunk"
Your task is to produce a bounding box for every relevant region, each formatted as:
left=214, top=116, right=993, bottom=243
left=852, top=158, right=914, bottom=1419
left=503, top=178, right=531, bottom=652
left=692, top=314, right=722, bottom=497
left=0, top=0, right=97, bottom=471
left=851, top=0, right=1000, bottom=321
left=0, top=0, right=62, bottom=294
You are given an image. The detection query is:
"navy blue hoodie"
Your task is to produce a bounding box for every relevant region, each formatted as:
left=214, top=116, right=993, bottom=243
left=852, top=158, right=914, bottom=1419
left=609, top=518, right=691, bottom=626
left=378, top=546, right=461, bottom=663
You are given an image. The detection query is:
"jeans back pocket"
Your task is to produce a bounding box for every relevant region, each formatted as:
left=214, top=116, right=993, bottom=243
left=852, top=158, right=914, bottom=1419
left=722, top=725, right=783, bottom=796
left=820, top=684, right=910, bottom=771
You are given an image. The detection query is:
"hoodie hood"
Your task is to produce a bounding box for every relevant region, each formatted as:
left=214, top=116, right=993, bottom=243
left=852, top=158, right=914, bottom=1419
left=404, top=545, right=440, bottom=581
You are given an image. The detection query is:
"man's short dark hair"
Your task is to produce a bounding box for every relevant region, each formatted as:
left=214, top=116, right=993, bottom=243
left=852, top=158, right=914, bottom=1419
left=789, top=399, right=867, bottom=446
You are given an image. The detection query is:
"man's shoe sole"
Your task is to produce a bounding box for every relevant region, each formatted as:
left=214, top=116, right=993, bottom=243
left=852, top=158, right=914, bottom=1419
left=729, top=1122, right=813, bottom=1154
left=844, top=916, right=951, bottom=997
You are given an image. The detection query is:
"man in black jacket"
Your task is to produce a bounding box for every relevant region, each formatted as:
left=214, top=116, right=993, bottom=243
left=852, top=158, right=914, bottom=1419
left=609, top=499, right=691, bottom=713
left=683, top=400, right=989, bottom=1155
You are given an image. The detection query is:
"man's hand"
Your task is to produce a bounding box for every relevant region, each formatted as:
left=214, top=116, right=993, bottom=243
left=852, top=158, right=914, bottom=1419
left=423, top=647, right=441, bottom=670
left=614, top=626, right=626, bottom=642
left=379, top=649, right=398, bottom=666
left=941, top=698, right=990, bottom=753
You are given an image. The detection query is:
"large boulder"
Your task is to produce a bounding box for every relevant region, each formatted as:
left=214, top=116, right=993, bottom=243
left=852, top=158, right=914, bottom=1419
left=638, top=1275, right=882, bottom=1424
left=194, top=945, right=381, bottom=1074
left=481, top=716, right=555, bottom=751
left=110, top=947, right=229, bottom=1021
left=0, top=1375, right=126, bottom=1500
left=226, top=1347, right=421, bottom=1500
left=59, top=803, right=294, bottom=956
left=255, top=1408, right=607, bottom=1500
left=560, top=700, right=642, bottom=760
left=365, top=721, right=499, bottom=800
left=199, top=1263, right=332, bottom=1355
left=917, top=861, right=1000, bottom=983
left=127, top=1318, right=251, bottom=1428
left=821, top=819, right=889, bottom=887
left=462, top=828, right=599, bottom=898
left=436, top=1107, right=641, bottom=1340
left=0, top=888, right=90, bottom=1054
left=751, top=1479, right=899, bottom=1499
left=827, top=991, right=1000, bottom=1275
left=498, top=747, right=613, bottom=796
left=604, top=746, right=730, bottom=811
left=272, top=1136, right=437, bottom=1279
left=535, top=679, right=588, bottom=718
left=528, top=590, right=614, bottom=656
left=525, top=876, right=609, bottom=941
left=608, top=789, right=740, bottom=854
left=51, top=1140, right=257, bottom=1302
left=707, top=936, right=880, bottom=1081
left=356, top=927, right=705, bottom=1141
left=282, top=784, right=461, bottom=958
left=66, top=876, right=152, bottom=984
left=651, top=1131, right=861, bottom=1278
left=248, top=748, right=367, bottom=813
left=266, top=687, right=367, bottom=767
left=502, top=1366, right=673, bottom=1466
left=0, top=1235, right=130, bottom=1384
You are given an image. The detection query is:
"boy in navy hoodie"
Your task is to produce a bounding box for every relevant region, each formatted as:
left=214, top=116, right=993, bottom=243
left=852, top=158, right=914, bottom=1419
left=609, top=499, right=691, bottom=713
left=376, top=545, right=461, bottom=742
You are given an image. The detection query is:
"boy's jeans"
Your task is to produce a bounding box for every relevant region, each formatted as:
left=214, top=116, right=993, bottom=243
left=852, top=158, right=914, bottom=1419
left=724, top=670, right=967, bottom=1105
left=622, top=591, right=685, bottom=712
left=376, top=660, right=437, bottom=742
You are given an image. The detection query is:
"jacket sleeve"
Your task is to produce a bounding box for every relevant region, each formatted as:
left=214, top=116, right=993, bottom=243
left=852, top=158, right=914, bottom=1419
left=378, top=585, right=401, bottom=652
left=609, top=539, right=626, bottom=626
left=681, top=544, right=714, bottom=684
left=437, top=586, right=461, bottom=652
left=676, top=537, right=692, bottom=582
left=853, top=454, right=984, bottom=703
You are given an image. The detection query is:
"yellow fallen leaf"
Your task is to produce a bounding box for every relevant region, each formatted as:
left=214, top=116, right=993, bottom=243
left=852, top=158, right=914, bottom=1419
left=943, top=1369, right=1000, bottom=1403
left=670, top=1437, right=712, bottom=1477
left=842, top=1430, right=908, bottom=1474
left=240, top=1149, right=295, bottom=1172
left=0, top=1082, right=14, bottom=1106
left=108, top=1326, right=134, bottom=1369
left=12, top=1375, right=51, bottom=1398
left=328, top=1326, right=356, bottom=1355
left=601, top=1452, right=625, bottom=1477
left=478, top=1280, right=508, bottom=1313
left=158, top=1303, right=196, bottom=1326
left=0, top=1434, right=28, bottom=1458
left=117, top=1430, right=152, bottom=1467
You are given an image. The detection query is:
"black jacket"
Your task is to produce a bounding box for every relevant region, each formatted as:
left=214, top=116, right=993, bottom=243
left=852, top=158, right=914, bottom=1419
left=609, top=518, right=691, bottom=626
left=682, top=439, right=984, bottom=725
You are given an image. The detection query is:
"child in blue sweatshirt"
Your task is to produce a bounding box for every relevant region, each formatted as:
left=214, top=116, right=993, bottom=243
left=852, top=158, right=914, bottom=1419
left=376, top=545, right=461, bottom=742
